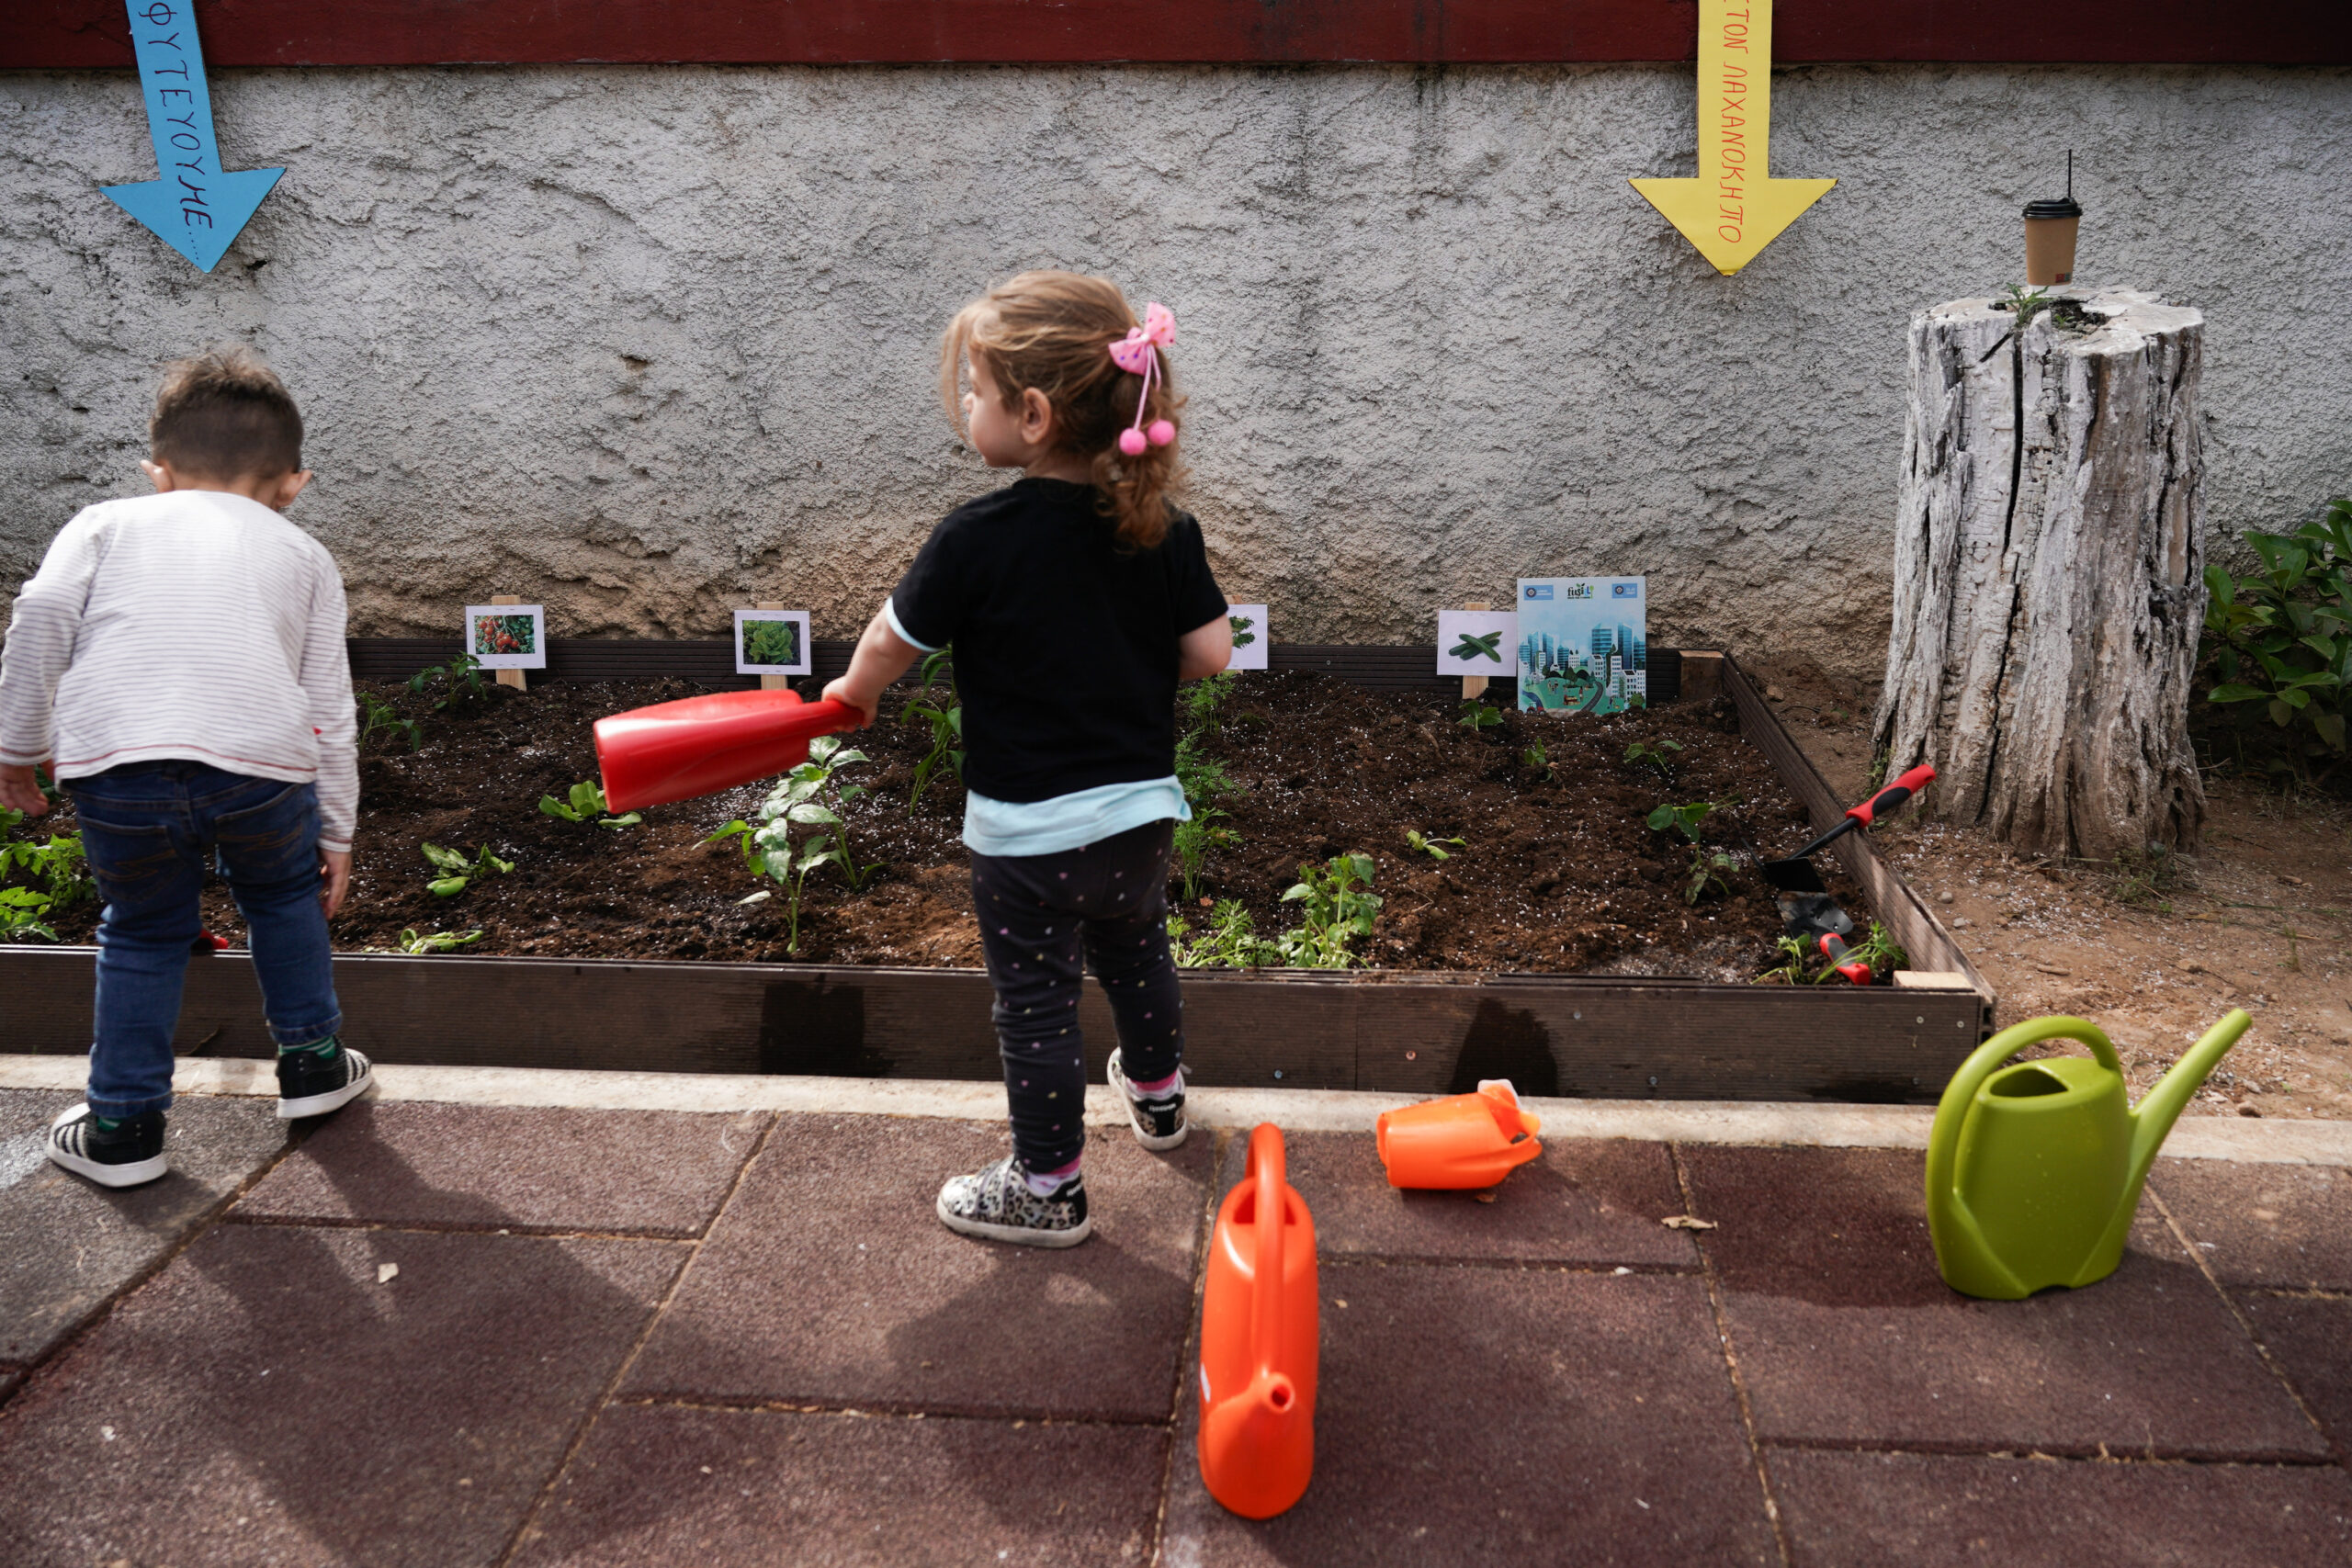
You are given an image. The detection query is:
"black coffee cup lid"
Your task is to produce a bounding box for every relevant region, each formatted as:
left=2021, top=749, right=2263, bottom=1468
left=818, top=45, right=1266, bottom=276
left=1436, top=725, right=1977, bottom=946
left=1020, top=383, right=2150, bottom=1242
left=2024, top=197, right=2083, bottom=220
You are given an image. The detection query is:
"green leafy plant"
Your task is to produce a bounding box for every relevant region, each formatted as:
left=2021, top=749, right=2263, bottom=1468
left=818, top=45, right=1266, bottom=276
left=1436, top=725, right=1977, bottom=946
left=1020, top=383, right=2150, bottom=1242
left=3, top=826, right=93, bottom=913
left=1521, top=740, right=1550, bottom=774
left=408, top=652, right=487, bottom=712
left=705, top=741, right=872, bottom=952
left=1168, top=898, right=1274, bottom=970
left=1449, top=629, right=1503, bottom=664
left=399, top=928, right=484, bottom=954
left=1681, top=844, right=1739, bottom=905
left=1838, top=920, right=1909, bottom=979
left=0, top=886, right=58, bottom=943
left=422, top=841, right=514, bottom=897
left=1227, top=613, right=1257, bottom=649
left=901, top=646, right=966, bottom=807
left=1757, top=921, right=1909, bottom=985
left=1645, top=801, right=1715, bottom=842
left=1270, top=852, right=1382, bottom=969
left=358, top=692, right=424, bottom=752
left=538, top=779, right=642, bottom=829
left=1457, top=698, right=1504, bottom=731
left=1172, top=673, right=1244, bottom=902
left=2200, top=501, right=2350, bottom=784
left=1406, top=829, right=1464, bottom=861
left=1624, top=738, right=1683, bottom=784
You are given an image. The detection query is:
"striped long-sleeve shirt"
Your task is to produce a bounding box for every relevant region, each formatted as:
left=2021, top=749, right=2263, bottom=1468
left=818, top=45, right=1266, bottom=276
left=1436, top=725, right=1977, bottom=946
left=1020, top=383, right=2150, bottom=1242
left=0, top=490, right=357, bottom=852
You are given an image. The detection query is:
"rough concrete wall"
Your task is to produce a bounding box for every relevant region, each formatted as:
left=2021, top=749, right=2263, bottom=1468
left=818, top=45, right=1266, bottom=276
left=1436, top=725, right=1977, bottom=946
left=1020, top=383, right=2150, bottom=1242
left=3, top=64, right=2348, bottom=677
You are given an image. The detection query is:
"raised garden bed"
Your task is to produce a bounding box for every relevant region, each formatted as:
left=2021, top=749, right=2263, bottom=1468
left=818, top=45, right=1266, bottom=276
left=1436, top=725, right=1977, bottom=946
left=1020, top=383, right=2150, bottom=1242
left=4, top=645, right=1992, bottom=1100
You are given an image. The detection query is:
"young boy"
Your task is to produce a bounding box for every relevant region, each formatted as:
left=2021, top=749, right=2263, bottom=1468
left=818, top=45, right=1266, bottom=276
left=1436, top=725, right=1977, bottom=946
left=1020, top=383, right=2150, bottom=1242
left=0, top=348, right=371, bottom=1188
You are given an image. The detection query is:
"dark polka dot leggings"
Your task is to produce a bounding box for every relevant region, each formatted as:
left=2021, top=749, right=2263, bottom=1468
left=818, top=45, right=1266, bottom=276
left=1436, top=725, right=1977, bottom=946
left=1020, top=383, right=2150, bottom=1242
left=970, top=818, right=1183, bottom=1172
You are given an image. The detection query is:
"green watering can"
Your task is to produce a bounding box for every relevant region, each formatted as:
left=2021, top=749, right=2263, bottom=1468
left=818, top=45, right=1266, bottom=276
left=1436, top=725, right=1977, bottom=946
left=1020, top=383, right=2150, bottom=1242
left=1926, top=1009, right=2252, bottom=1300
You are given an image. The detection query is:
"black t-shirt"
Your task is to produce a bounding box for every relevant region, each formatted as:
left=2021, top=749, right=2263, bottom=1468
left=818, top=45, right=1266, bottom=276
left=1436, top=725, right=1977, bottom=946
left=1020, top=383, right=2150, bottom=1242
left=889, top=478, right=1227, bottom=804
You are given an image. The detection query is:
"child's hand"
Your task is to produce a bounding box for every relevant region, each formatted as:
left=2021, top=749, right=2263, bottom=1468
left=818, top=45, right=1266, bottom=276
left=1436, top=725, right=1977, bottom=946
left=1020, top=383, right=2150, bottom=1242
left=820, top=678, right=875, bottom=728
left=0, top=764, right=49, bottom=817
left=319, top=849, right=351, bottom=918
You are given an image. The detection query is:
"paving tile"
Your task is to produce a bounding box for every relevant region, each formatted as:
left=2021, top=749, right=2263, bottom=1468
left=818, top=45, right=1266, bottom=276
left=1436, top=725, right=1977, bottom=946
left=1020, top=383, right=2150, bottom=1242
left=1159, top=1264, right=1780, bottom=1567
left=1232, top=1129, right=1697, bottom=1268
left=1771, top=1449, right=2352, bottom=1567
left=0, top=1087, right=288, bottom=1364
left=1681, top=1145, right=2326, bottom=1460
left=2241, top=1293, right=2352, bottom=1455
left=2151, top=1161, right=2352, bottom=1291
left=509, top=1403, right=1166, bottom=1566
left=623, top=1113, right=1212, bottom=1420
left=0, top=1223, right=683, bottom=1568
left=235, top=1100, right=770, bottom=1236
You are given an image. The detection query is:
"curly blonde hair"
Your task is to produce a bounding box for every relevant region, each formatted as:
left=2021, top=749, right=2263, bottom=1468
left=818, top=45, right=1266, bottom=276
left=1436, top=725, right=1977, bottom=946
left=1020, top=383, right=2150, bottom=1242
left=940, top=271, right=1185, bottom=549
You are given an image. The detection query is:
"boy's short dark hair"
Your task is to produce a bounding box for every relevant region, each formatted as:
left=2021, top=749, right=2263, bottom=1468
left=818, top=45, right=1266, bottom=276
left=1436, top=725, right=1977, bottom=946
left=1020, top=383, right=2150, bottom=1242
left=150, top=347, right=303, bottom=479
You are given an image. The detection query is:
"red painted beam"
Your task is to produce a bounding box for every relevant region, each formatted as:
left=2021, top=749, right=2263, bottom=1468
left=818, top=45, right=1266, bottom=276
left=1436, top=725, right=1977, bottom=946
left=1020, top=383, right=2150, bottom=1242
left=7, top=1, right=2347, bottom=68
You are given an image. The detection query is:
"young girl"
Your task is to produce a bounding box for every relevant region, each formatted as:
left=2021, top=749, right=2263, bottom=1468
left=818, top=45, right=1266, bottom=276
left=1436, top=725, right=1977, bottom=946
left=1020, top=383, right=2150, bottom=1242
left=823, top=272, right=1231, bottom=1247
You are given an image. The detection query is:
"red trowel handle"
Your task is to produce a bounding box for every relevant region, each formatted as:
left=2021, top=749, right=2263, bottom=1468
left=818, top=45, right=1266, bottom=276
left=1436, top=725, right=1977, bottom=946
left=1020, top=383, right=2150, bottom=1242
left=1846, top=764, right=1936, bottom=828
left=594, top=690, right=859, bottom=812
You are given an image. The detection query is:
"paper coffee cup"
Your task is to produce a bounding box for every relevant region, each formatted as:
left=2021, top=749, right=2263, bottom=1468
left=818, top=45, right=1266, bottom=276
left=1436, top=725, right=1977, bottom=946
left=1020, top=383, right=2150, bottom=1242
left=2023, top=197, right=2083, bottom=286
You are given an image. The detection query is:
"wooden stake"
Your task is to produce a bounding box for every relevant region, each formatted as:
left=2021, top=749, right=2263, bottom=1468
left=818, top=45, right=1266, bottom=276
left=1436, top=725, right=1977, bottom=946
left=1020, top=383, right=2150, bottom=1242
left=490, top=595, right=526, bottom=691
left=1461, top=602, right=1490, bottom=702
left=755, top=602, right=789, bottom=691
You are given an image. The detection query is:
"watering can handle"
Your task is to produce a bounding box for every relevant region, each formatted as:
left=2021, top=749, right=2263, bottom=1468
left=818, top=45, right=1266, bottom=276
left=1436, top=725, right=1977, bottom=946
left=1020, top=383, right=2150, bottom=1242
left=1247, top=1123, right=1286, bottom=1386
left=1926, top=1015, right=2121, bottom=1217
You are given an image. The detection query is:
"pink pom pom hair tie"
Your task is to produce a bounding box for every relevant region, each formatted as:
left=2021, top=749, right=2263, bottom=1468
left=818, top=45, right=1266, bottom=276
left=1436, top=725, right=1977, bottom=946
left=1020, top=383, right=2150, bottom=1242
left=1108, top=302, right=1178, bottom=457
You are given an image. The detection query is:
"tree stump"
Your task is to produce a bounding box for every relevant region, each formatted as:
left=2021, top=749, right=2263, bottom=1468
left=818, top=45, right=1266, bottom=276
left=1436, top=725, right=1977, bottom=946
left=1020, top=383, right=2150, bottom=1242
left=1872, top=288, right=2207, bottom=858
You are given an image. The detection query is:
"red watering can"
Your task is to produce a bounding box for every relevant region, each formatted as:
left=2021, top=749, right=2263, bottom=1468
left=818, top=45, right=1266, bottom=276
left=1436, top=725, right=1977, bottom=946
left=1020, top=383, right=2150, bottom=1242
left=1199, top=1123, right=1317, bottom=1519
left=1375, top=1079, right=1544, bottom=1190
left=594, top=689, right=859, bottom=811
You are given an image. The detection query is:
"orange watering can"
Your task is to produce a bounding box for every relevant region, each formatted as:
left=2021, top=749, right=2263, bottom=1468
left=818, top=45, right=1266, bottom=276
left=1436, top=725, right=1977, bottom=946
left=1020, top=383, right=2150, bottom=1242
left=1199, top=1124, right=1317, bottom=1519
left=1375, top=1079, right=1543, bottom=1190
left=594, top=689, right=859, bottom=811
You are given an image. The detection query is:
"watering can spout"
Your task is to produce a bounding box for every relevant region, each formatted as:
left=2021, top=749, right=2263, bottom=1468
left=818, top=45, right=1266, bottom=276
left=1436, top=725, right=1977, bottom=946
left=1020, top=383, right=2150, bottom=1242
left=2127, top=1009, right=2253, bottom=1190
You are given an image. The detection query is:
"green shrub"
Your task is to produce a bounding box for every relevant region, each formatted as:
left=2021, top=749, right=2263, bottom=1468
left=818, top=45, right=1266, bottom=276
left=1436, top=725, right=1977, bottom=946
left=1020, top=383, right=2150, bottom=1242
left=2201, top=499, right=2349, bottom=785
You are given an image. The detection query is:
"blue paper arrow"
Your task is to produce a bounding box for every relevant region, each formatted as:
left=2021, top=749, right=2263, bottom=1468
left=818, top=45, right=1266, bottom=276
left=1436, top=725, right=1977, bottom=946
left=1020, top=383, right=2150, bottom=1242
left=101, top=0, right=282, bottom=272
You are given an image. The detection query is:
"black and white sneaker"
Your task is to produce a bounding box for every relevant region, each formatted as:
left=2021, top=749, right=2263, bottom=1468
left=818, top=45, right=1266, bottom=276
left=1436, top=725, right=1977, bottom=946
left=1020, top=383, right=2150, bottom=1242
left=1107, top=1048, right=1188, bottom=1151
left=277, top=1042, right=374, bottom=1120
left=46, top=1105, right=168, bottom=1189
left=935, top=1156, right=1092, bottom=1247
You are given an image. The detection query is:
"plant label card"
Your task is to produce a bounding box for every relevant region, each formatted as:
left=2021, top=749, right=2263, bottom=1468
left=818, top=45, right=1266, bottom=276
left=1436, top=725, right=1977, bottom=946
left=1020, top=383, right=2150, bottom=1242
left=1224, top=604, right=1268, bottom=671
left=1514, top=578, right=1648, bottom=714
left=734, top=609, right=812, bottom=675
left=1437, top=609, right=1518, bottom=675
left=466, top=604, right=547, bottom=670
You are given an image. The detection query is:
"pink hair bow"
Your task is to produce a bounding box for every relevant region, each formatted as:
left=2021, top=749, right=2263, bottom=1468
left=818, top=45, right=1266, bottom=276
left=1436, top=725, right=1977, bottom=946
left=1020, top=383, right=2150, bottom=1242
left=1109, top=302, right=1177, bottom=457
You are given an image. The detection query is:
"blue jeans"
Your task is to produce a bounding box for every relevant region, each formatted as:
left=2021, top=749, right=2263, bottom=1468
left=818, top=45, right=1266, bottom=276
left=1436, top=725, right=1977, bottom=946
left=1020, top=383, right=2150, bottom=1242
left=69, top=761, right=342, bottom=1117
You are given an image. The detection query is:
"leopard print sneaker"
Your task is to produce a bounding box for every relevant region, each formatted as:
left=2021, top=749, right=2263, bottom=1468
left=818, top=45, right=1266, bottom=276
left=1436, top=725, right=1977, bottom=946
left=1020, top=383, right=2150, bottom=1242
left=935, top=1156, right=1092, bottom=1247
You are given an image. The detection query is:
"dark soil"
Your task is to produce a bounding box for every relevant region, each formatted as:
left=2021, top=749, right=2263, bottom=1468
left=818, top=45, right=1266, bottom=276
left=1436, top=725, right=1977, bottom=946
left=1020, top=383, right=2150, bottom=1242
left=28, top=672, right=1851, bottom=977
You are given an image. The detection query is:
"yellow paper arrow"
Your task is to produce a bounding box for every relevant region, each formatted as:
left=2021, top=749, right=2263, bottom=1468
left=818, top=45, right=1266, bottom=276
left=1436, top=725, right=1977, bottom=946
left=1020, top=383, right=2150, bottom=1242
left=1631, top=0, right=1835, bottom=276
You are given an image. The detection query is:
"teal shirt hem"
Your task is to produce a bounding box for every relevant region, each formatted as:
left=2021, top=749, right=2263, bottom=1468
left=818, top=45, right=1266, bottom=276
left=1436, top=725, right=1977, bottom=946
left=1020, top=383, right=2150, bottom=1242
left=962, top=777, right=1190, bottom=859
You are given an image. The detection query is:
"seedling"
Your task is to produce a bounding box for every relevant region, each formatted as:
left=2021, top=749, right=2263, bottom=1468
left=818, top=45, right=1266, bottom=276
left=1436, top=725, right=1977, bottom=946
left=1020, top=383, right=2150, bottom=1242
left=1624, top=738, right=1683, bottom=783
left=1757, top=921, right=1908, bottom=985
left=1173, top=675, right=1244, bottom=901
left=1449, top=629, right=1504, bottom=664
left=2, top=828, right=93, bottom=912
left=358, top=692, right=424, bottom=751
left=1457, top=698, right=1504, bottom=731
left=399, top=928, right=484, bottom=954
left=408, top=652, right=487, bottom=711
left=1521, top=740, right=1553, bottom=776
left=1173, top=808, right=1241, bottom=905
left=901, top=646, right=965, bottom=807
left=1406, top=829, right=1464, bottom=862
left=422, top=841, right=514, bottom=897
left=1169, top=898, right=1273, bottom=970
left=706, top=740, right=870, bottom=951
left=1682, top=844, right=1739, bottom=905
left=1646, top=801, right=1715, bottom=842
left=538, top=779, right=643, bottom=829
left=1272, top=852, right=1382, bottom=969
left=1998, top=283, right=2054, bottom=333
